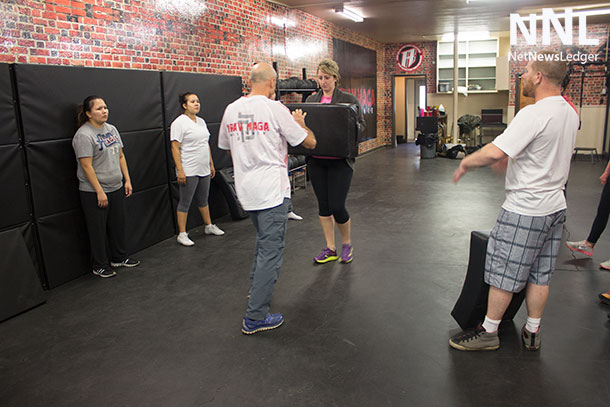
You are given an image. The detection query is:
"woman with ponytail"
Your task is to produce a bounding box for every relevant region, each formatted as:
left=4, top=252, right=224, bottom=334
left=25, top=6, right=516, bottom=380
left=72, top=96, right=140, bottom=278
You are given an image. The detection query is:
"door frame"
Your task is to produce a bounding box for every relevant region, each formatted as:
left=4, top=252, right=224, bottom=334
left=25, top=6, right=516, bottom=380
left=392, top=74, right=428, bottom=147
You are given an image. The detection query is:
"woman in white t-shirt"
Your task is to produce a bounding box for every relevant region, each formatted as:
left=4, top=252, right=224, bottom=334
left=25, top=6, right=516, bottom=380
left=170, top=92, right=224, bottom=246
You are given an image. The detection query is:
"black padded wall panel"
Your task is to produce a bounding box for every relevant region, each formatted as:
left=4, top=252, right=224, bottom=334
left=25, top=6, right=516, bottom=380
left=125, top=185, right=175, bottom=254
left=207, top=123, right=232, bottom=170
left=0, top=64, right=18, bottom=146
left=15, top=64, right=163, bottom=142
left=162, top=71, right=242, bottom=124
left=0, top=227, right=46, bottom=322
left=16, top=222, right=42, bottom=285
left=0, top=145, right=30, bottom=229
left=162, top=71, right=240, bottom=172
left=0, top=222, right=41, bottom=285
left=26, top=139, right=80, bottom=217
left=121, top=129, right=167, bottom=191
left=36, top=210, right=90, bottom=288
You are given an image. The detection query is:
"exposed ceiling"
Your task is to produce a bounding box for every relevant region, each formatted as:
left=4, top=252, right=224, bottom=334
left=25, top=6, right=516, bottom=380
left=267, top=0, right=610, bottom=43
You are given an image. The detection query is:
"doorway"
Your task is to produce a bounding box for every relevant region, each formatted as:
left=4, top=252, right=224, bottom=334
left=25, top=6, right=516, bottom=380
left=393, top=75, right=427, bottom=146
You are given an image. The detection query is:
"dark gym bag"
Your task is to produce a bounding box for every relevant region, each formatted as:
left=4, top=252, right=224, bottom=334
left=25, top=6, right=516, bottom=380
left=451, top=231, right=525, bottom=330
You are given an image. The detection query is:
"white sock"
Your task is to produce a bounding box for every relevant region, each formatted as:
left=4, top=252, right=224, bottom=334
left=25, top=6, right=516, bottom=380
left=482, top=316, right=501, bottom=333
left=179, top=232, right=188, bottom=237
left=525, top=316, right=541, bottom=333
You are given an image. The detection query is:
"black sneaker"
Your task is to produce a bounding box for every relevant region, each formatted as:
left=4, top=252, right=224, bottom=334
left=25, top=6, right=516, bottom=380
left=110, top=258, right=140, bottom=268
left=449, top=324, right=500, bottom=351
left=92, top=268, right=116, bottom=278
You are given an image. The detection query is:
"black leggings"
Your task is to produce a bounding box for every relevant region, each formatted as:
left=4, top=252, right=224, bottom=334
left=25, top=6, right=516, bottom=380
left=308, top=157, right=353, bottom=224
left=587, top=181, right=610, bottom=244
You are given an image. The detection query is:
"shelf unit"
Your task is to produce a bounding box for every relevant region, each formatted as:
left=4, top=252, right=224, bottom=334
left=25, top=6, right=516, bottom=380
left=437, top=39, right=498, bottom=93
left=272, top=62, right=319, bottom=102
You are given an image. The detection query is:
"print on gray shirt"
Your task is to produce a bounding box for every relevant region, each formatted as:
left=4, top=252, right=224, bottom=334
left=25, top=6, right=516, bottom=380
left=72, top=122, right=124, bottom=193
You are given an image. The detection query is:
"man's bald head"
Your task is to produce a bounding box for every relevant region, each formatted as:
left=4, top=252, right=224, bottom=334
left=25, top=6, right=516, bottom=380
left=250, top=63, right=277, bottom=84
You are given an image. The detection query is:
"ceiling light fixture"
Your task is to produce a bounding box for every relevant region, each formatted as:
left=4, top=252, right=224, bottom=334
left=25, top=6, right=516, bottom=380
left=335, top=7, right=364, bottom=23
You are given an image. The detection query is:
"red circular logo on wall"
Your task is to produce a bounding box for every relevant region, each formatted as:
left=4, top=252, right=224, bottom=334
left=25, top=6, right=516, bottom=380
left=396, top=45, right=423, bottom=72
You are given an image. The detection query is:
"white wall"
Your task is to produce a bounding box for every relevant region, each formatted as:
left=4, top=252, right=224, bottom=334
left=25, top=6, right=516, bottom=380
left=406, top=79, right=416, bottom=140
left=508, top=105, right=607, bottom=151
left=395, top=76, right=406, bottom=138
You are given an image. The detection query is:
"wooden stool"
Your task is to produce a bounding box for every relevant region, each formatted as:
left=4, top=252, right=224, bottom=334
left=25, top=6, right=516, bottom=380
left=573, top=147, right=599, bottom=163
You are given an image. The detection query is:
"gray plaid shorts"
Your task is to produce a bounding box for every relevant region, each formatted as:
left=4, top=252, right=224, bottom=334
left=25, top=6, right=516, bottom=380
left=484, top=208, right=565, bottom=292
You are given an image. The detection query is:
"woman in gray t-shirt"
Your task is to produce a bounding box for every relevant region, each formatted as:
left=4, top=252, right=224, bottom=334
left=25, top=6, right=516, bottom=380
left=72, top=95, right=140, bottom=278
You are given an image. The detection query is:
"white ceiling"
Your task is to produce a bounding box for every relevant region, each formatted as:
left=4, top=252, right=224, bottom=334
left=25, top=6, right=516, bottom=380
left=267, top=0, right=610, bottom=43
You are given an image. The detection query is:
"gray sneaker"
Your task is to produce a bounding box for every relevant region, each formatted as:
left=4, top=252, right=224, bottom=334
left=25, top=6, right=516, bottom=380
left=449, top=325, right=500, bottom=351
left=521, top=325, right=541, bottom=351
left=565, top=240, right=594, bottom=256
left=92, top=267, right=116, bottom=278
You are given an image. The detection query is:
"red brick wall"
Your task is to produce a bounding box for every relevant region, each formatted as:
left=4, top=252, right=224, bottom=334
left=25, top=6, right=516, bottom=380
left=384, top=42, right=437, bottom=93
left=509, top=24, right=609, bottom=106
left=0, top=0, right=391, bottom=149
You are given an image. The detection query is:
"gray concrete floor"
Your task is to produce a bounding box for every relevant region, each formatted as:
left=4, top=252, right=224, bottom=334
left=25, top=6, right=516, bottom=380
left=1, top=143, right=609, bottom=407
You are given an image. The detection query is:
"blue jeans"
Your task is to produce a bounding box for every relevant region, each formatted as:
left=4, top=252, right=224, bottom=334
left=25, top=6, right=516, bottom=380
left=246, top=198, right=290, bottom=320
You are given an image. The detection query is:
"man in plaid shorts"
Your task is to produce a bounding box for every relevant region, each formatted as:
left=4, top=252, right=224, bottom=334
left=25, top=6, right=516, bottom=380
left=449, top=51, right=579, bottom=351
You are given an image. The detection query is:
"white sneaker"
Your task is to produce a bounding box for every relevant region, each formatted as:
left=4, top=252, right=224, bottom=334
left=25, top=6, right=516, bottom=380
left=204, top=224, right=225, bottom=236
left=287, top=211, right=303, bottom=221
left=177, top=233, right=194, bottom=247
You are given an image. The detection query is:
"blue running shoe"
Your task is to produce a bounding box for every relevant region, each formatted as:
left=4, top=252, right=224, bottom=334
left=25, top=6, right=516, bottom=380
left=242, top=313, right=284, bottom=335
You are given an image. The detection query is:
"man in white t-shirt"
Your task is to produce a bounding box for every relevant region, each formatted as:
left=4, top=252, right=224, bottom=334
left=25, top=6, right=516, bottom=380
left=449, top=51, right=578, bottom=351
left=218, top=62, right=316, bottom=334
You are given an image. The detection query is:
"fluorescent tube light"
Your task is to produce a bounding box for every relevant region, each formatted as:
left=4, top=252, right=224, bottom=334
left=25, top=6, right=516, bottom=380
left=335, top=7, right=364, bottom=23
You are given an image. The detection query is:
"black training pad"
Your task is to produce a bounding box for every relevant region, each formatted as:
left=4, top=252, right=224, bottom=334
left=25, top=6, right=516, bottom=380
left=14, top=64, right=163, bottom=142
left=451, top=231, right=525, bottom=330
left=0, top=145, right=30, bottom=229
left=0, top=63, right=18, bottom=146
left=0, top=227, right=46, bottom=322
left=285, top=103, right=359, bottom=158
